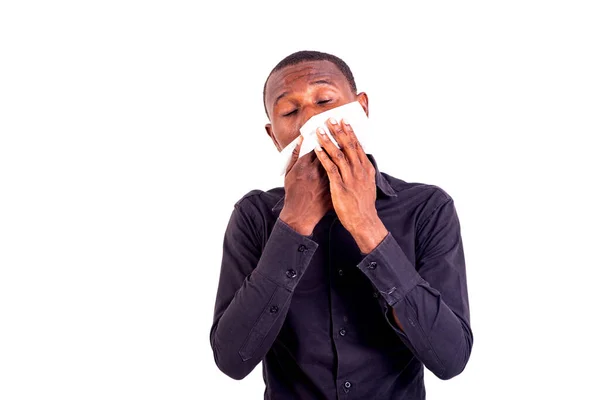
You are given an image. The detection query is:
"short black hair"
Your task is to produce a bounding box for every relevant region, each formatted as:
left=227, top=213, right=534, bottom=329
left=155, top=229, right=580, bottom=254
left=262, top=50, right=357, bottom=118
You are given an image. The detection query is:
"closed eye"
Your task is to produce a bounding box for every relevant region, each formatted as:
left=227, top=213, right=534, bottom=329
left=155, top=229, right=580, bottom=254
left=317, top=99, right=331, bottom=105
left=282, top=109, right=298, bottom=117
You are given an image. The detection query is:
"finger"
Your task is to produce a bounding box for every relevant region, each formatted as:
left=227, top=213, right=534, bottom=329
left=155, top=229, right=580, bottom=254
left=311, top=153, right=328, bottom=177
left=311, top=149, right=322, bottom=165
left=316, top=125, right=350, bottom=179
left=325, top=117, right=360, bottom=167
left=340, top=118, right=368, bottom=166
left=326, top=118, right=350, bottom=161
left=286, top=136, right=303, bottom=175
left=314, top=142, right=342, bottom=184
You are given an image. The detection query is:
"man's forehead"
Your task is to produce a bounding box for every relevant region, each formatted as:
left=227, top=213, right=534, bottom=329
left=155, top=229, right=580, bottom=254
left=266, top=61, right=347, bottom=99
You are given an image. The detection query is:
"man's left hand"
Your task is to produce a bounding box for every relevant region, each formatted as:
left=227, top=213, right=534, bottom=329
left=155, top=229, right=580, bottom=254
left=314, top=117, right=388, bottom=254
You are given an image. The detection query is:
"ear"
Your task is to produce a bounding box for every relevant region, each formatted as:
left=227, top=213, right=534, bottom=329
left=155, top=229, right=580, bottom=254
left=356, top=92, right=369, bottom=117
left=265, top=123, right=282, bottom=152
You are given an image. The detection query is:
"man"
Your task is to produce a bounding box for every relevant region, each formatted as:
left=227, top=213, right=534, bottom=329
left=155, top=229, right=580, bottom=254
left=210, top=50, right=473, bottom=399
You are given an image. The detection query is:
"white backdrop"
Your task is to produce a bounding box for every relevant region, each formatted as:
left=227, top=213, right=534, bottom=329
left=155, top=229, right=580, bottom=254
left=1, top=1, right=599, bottom=399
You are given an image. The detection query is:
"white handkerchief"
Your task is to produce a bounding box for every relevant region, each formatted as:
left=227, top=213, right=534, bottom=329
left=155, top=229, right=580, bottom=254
left=279, top=101, right=370, bottom=175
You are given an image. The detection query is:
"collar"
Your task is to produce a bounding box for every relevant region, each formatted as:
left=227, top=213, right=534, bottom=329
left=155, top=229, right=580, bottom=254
left=271, top=153, right=397, bottom=213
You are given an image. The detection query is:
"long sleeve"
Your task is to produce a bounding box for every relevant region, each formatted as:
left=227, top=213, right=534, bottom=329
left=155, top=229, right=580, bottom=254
left=209, top=200, right=319, bottom=380
left=356, top=194, right=473, bottom=380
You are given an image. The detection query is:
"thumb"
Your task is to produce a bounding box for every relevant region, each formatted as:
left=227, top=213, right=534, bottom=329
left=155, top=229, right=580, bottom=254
left=292, top=136, right=303, bottom=160
left=286, top=136, right=303, bottom=173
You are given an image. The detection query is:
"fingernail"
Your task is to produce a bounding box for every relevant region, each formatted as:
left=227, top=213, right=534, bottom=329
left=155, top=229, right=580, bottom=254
left=317, top=127, right=327, bottom=136
left=328, top=117, right=337, bottom=125
left=341, top=118, right=350, bottom=126
left=315, top=144, right=322, bottom=151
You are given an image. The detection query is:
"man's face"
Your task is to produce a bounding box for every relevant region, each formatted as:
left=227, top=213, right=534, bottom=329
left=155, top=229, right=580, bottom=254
left=264, top=60, right=368, bottom=152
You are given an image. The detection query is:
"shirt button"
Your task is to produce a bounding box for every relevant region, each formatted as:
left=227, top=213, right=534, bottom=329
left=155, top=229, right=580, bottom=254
left=344, top=381, right=352, bottom=389
left=286, top=269, right=297, bottom=279
left=338, top=268, right=344, bottom=276
left=339, top=328, right=346, bottom=337
left=269, top=305, right=279, bottom=313
left=367, top=261, right=378, bottom=270
left=373, top=291, right=379, bottom=299
left=298, top=244, right=307, bottom=252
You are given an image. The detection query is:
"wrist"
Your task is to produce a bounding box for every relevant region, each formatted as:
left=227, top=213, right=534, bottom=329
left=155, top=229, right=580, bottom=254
left=279, top=210, right=314, bottom=236
left=351, top=216, right=388, bottom=254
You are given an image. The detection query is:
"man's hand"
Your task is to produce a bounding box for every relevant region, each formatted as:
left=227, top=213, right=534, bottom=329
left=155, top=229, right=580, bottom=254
left=279, top=136, right=333, bottom=236
left=314, top=118, right=388, bottom=254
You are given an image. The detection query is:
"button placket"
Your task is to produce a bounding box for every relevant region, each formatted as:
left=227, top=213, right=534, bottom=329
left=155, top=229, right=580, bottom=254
left=343, top=381, right=352, bottom=393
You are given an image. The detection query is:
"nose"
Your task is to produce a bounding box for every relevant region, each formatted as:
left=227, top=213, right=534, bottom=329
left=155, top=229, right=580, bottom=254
left=297, top=103, right=337, bottom=131
left=297, top=106, right=318, bottom=130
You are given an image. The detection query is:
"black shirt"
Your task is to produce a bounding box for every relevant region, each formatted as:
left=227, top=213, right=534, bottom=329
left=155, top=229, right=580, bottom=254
left=210, top=153, right=473, bottom=399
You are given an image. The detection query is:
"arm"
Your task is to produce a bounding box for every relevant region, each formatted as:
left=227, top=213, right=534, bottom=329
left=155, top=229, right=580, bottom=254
left=354, top=195, right=473, bottom=380
left=209, top=201, right=318, bottom=380
left=312, top=119, right=472, bottom=380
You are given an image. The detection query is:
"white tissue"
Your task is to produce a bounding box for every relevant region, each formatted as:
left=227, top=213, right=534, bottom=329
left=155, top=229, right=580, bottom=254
left=279, top=101, right=370, bottom=175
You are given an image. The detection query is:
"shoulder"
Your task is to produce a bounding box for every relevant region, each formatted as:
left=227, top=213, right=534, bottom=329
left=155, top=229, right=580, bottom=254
left=230, top=187, right=284, bottom=248
left=383, top=171, right=452, bottom=205
left=234, top=187, right=284, bottom=210
left=381, top=171, right=456, bottom=229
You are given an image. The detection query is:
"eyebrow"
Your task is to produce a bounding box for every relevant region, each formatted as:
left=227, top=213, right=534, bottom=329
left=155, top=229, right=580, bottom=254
left=274, top=91, right=290, bottom=107
left=310, top=79, right=336, bottom=87
left=273, top=79, right=338, bottom=107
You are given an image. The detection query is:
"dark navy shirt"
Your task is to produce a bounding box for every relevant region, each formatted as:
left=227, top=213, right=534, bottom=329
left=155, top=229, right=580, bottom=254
left=210, top=153, right=473, bottom=399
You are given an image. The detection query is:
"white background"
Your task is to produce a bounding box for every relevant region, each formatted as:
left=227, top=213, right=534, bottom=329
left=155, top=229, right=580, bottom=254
left=1, top=1, right=599, bottom=399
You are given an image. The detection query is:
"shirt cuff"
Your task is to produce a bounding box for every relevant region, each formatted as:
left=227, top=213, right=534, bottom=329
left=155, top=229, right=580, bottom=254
left=253, top=217, right=319, bottom=291
left=356, top=231, right=423, bottom=306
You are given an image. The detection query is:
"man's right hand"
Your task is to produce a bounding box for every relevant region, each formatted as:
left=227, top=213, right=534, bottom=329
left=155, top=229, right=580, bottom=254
left=279, top=136, right=333, bottom=236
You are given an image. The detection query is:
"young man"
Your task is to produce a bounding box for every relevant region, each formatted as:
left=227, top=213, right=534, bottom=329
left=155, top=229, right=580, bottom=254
left=210, top=50, right=473, bottom=399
